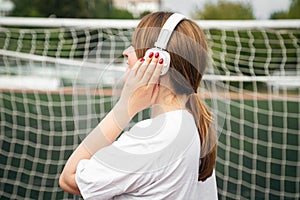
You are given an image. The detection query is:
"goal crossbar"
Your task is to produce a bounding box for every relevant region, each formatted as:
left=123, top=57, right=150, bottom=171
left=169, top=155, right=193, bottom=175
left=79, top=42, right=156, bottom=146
left=0, top=17, right=299, bottom=29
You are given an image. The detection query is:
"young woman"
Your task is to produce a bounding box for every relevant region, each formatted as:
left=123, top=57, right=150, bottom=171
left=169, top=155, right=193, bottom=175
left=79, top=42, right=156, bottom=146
left=59, top=11, right=218, bottom=199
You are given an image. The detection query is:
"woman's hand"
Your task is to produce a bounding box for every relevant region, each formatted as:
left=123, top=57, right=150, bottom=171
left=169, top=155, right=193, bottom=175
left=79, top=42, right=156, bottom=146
left=115, top=52, right=164, bottom=120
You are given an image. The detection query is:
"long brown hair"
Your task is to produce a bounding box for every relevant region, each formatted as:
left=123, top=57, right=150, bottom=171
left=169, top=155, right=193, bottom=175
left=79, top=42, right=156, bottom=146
left=132, top=12, right=217, bottom=182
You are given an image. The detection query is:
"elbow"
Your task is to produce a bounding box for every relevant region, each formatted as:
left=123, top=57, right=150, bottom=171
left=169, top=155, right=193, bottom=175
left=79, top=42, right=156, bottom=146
left=59, top=173, right=69, bottom=192
left=59, top=173, right=67, bottom=191
left=59, top=172, right=81, bottom=195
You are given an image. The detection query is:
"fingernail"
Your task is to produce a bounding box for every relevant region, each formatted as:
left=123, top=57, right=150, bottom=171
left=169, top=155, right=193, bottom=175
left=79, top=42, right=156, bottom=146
left=140, top=57, right=145, bottom=62
left=149, top=52, right=154, bottom=58
left=155, top=52, right=159, bottom=58
left=159, top=58, right=164, bottom=64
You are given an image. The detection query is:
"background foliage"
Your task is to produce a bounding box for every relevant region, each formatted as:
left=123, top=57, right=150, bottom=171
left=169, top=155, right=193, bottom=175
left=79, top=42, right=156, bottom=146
left=9, top=0, right=300, bottom=19
left=192, top=0, right=255, bottom=20
left=10, top=0, right=134, bottom=19
left=270, top=0, right=300, bottom=19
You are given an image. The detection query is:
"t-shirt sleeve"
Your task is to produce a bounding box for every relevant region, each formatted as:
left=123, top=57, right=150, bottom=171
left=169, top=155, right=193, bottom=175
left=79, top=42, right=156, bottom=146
left=75, top=129, right=146, bottom=199
left=75, top=157, right=124, bottom=200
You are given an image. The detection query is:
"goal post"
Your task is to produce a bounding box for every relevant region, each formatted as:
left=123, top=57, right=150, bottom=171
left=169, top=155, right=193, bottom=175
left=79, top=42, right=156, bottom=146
left=0, top=17, right=299, bottom=200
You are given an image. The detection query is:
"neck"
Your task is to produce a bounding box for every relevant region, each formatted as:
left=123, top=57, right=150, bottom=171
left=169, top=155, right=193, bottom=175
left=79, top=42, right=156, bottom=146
left=151, top=87, right=187, bottom=118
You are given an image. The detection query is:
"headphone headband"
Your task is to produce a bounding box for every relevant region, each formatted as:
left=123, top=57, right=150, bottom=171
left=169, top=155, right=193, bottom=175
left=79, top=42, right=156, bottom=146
left=154, top=13, right=186, bottom=50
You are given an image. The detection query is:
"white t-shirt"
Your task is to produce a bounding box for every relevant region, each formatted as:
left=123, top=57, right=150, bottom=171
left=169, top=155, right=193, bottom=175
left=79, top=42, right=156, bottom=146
left=75, top=110, right=218, bottom=200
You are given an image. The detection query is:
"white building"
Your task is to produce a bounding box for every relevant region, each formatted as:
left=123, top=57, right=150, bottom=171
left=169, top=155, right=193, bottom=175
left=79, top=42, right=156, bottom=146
left=0, top=0, right=14, bottom=17
left=113, top=0, right=161, bottom=18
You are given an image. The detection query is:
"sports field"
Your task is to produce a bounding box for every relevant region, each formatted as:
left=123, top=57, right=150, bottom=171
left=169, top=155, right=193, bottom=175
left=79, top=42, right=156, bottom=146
left=0, top=90, right=299, bottom=199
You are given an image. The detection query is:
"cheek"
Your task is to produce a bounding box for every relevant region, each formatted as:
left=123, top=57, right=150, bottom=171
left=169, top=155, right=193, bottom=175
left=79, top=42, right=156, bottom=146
left=128, top=53, right=138, bottom=68
left=122, top=69, right=130, bottom=83
left=123, top=51, right=138, bottom=83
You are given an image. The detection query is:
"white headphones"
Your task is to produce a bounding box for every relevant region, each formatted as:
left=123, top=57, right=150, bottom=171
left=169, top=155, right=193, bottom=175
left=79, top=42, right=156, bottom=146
left=144, top=13, right=186, bottom=76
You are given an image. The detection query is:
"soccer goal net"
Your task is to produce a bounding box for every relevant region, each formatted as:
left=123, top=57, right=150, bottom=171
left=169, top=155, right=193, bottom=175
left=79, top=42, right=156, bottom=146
left=0, top=17, right=299, bottom=200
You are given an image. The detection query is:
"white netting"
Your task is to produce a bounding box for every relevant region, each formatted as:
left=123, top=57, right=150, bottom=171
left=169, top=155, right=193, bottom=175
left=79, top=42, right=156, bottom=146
left=0, top=18, right=299, bottom=200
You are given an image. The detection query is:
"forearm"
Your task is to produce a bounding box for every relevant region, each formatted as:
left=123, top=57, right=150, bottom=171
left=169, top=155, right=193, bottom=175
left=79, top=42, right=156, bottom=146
left=82, top=104, right=132, bottom=155
left=59, top=142, right=89, bottom=195
left=59, top=104, right=132, bottom=194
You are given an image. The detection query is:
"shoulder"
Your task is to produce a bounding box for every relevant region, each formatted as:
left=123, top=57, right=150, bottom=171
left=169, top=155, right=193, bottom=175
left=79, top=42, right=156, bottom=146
left=115, top=109, right=198, bottom=153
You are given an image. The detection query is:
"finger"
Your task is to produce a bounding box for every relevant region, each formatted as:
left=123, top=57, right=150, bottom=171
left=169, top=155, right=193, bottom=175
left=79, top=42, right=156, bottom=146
left=130, top=57, right=145, bottom=77
left=136, top=51, right=154, bottom=78
left=148, top=57, right=164, bottom=85
left=141, top=52, right=160, bottom=83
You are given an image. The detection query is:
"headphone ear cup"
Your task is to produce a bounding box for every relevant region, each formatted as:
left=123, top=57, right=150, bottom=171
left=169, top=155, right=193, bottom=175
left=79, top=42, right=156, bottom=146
left=159, top=50, right=170, bottom=76
left=144, top=48, right=170, bottom=76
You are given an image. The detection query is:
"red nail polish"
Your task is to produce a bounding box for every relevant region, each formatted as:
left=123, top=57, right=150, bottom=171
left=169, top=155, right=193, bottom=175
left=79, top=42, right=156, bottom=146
left=159, top=58, right=164, bottom=64
left=149, top=52, right=154, bottom=58
left=155, top=52, right=159, bottom=58
left=140, top=57, right=145, bottom=62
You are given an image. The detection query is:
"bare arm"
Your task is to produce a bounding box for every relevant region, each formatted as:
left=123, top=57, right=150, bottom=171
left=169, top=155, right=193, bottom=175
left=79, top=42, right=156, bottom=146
left=58, top=142, right=91, bottom=195
left=59, top=108, right=128, bottom=195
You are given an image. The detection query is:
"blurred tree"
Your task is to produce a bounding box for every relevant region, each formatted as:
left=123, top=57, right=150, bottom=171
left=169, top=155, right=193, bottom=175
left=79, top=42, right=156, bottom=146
left=139, top=11, right=152, bottom=19
left=270, top=0, right=300, bottom=19
left=86, top=0, right=111, bottom=18
left=10, top=0, right=133, bottom=19
left=192, top=0, right=255, bottom=20
left=10, top=0, right=89, bottom=17
left=108, top=8, right=134, bottom=19
left=86, top=0, right=133, bottom=19
left=10, top=0, right=44, bottom=17
left=287, top=0, right=300, bottom=18
left=270, top=11, right=289, bottom=19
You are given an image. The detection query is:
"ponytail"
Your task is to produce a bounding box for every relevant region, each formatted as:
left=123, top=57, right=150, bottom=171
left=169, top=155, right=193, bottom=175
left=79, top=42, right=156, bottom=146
left=186, top=93, right=217, bottom=182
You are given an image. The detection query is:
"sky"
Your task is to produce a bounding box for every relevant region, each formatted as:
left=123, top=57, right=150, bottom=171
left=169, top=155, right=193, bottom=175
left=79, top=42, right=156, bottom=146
left=162, top=0, right=291, bottom=19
